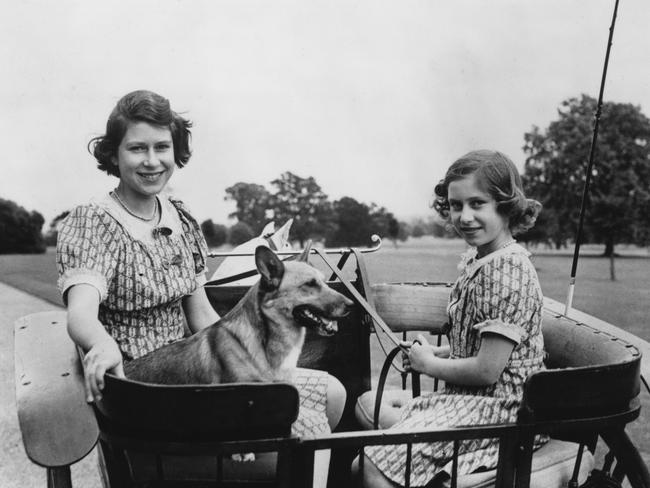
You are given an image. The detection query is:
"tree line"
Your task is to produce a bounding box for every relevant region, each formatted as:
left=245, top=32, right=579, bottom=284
left=2, top=94, right=650, bottom=258
left=202, top=172, right=414, bottom=248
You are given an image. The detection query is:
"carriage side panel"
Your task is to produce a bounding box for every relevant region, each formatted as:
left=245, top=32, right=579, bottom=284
left=14, top=311, right=99, bottom=468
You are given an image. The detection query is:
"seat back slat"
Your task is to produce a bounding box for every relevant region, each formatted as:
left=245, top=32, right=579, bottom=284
left=523, top=316, right=641, bottom=422
left=96, top=376, right=299, bottom=442
left=371, top=283, right=450, bottom=334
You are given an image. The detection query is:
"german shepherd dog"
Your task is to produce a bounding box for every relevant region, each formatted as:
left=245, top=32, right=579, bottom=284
left=124, top=245, right=353, bottom=384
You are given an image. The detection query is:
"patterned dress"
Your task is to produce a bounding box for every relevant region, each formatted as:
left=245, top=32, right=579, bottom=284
left=366, top=244, right=546, bottom=486
left=56, top=193, right=329, bottom=437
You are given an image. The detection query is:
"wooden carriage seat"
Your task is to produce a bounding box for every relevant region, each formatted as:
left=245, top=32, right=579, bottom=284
left=353, top=283, right=644, bottom=487
left=15, top=311, right=301, bottom=488
left=94, top=375, right=300, bottom=487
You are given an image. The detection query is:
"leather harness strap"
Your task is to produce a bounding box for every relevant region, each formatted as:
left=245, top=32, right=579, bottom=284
left=204, top=249, right=293, bottom=287
left=311, top=248, right=404, bottom=350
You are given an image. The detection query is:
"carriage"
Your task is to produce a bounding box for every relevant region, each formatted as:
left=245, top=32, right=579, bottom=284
left=14, top=239, right=650, bottom=488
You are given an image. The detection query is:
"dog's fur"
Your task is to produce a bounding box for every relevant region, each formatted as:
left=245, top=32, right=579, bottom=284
left=124, top=245, right=352, bottom=384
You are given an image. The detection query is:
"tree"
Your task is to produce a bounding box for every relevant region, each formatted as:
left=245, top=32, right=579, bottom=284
left=223, top=172, right=407, bottom=247
left=386, top=216, right=409, bottom=246
left=0, top=198, right=46, bottom=254
left=269, top=172, right=333, bottom=246
left=411, top=216, right=456, bottom=239
left=224, top=182, right=271, bottom=234
left=201, top=219, right=228, bottom=248
left=523, top=94, right=650, bottom=279
left=411, top=224, right=426, bottom=238
left=44, top=210, right=71, bottom=246
left=431, top=220, right=449, bottom=238
left=368, top=206, right=407, bottom=247
left=387, top=217, right=400, bottom=241
left=326, top=197, right=373, bottom=247
left=228, top=221, right=255, bottom=246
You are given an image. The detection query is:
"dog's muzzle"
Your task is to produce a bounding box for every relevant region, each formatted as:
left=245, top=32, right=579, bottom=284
left=293, top=305, right=343, bottom=336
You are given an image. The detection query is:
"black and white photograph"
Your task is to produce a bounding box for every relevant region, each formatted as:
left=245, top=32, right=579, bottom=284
left=2, top=1, right=650, bottom=487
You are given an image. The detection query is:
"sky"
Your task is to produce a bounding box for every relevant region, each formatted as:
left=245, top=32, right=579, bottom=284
left=2, top=0, right=650, bottom=229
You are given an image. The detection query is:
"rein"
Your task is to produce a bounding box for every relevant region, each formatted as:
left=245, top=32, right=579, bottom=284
left=311, top=247, right=406, bottom=351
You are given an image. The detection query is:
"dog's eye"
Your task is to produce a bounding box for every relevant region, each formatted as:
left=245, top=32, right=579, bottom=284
left=305, top=278, right=319, bottom=288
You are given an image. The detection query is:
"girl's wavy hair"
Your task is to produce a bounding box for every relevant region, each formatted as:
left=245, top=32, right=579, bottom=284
left=88, top=90, right=192, bottom=177
left=432, top=150, right=541, bottom=236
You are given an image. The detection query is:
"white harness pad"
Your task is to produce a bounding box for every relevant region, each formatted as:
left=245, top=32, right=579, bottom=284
left=209, top=220, right=293, bottom=286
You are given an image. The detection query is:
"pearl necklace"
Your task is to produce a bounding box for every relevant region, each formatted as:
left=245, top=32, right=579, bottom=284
left=476, top=239, right=517, bottom=259
left=499, top=238, right=517, bottom=250
left=110, top=190, right=158, bottom=222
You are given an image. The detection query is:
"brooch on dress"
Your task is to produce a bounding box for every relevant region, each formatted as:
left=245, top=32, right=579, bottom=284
left=162, top=254, right=183, bottom=269
left=152, top=226, right=173, bottom=238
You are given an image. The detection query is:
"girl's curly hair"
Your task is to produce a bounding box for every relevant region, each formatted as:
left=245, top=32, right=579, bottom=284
left=432, top=150, right=541, bottom=236
left=88, top=90, right=192, bottom=177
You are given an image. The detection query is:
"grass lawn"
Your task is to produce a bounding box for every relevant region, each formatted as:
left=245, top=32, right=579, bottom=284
left=1, top=238, right=649, bottom=474
left=0, top=247, right=62, bottom=306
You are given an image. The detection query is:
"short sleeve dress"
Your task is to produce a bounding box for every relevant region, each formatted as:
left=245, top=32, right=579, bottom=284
left=56, top=193, right=330, bottom=438
left=365, top=244, right=547, bottom=486
left=57, top=194, right=209, bottom=360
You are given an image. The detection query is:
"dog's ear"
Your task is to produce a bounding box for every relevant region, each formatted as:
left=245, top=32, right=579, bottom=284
left=298, top=240, right=312, bottom=263
left=255, top=246, right=284, bottom=291
left=275, top=219, right=293, bottom=247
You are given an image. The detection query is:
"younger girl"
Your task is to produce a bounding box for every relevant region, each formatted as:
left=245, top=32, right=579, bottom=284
left=359, top=149, right=545, bottom=487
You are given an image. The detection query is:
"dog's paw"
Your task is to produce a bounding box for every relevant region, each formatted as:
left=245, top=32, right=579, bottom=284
left=231, top=453, right=256, bottom=462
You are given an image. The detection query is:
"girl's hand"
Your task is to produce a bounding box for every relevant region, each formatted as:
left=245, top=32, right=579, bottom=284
left=399, top=338, right=422, bottom=371
left=400, top=340, right=414, bottom=371
left=407, top=334, right=437, bottom=373
left=400, top=336, right=450, bottom=373
left=82, top=338, right=125, bottom=403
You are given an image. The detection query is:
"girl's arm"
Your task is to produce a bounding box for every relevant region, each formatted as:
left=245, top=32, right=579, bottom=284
left=407, top=333, right=515, bottom=386
left=66, top=284, right=124, bottom=402
left=182, top=286, right=220, bottom=333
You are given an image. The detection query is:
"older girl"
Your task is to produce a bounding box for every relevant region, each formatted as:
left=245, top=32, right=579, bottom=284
left=57, top=91, right=344, bottom=486
left=58, top=90, right=218, bottom=400
left=358, top=149, right=545, bottom=487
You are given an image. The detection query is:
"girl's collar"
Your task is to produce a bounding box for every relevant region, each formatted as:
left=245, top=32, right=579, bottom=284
left=476, top=238, right=517, bottom=259
left=459, top=242, right=530, bottom=273
left=95, top=193, right=183, bottom=243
